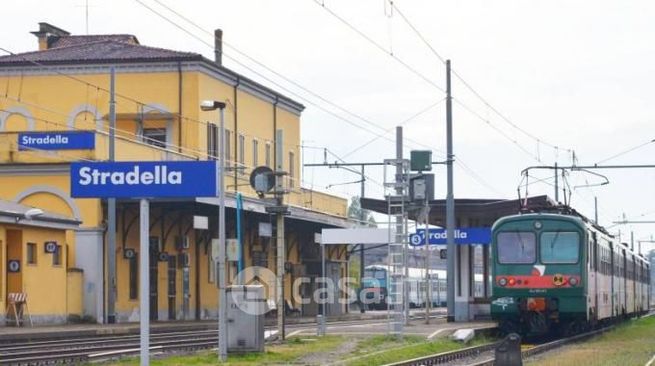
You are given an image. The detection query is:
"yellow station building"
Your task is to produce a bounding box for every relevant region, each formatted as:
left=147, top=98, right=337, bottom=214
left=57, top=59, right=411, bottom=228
left=0, top=23, right=350, bottom=324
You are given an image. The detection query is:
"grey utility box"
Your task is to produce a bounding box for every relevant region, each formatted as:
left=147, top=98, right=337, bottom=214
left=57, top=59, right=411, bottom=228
left=226, top=285, right=265, bottom=353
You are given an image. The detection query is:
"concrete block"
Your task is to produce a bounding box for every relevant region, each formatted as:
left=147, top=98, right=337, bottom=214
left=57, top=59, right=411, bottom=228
left=451, top=328, right=475, bottom=343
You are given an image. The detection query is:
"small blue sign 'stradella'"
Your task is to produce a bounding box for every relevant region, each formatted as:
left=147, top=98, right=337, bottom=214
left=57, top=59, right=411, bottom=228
left=409, top=227, right=491, bottom=246
left=18, top=131, right=95, bottom=150
left=70, top=161, right=219, bottom=198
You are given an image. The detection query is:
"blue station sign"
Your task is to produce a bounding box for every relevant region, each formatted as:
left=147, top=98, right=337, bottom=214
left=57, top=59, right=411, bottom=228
left=409, top=227, right=491, bottom=246
left=70, top=161, right=218, bottom=198
left=18, top=131, right=95, bottom=151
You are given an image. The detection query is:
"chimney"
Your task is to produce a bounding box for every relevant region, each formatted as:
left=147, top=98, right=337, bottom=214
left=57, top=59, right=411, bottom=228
left=214, top=29, right=223, bottom=65
left=30, top=22, right=70, bottom=51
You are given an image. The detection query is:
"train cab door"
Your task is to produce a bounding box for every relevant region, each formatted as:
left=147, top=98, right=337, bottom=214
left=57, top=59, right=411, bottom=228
left=609, top=243, right=615, bottom=318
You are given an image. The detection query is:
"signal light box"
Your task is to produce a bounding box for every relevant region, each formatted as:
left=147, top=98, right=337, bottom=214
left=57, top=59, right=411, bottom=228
left=410, top=150, right=432, bottom=171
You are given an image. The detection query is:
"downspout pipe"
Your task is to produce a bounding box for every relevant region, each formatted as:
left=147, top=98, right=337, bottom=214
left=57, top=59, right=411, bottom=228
left=234, top=76, right=240, bottom=191
left=177, top=61, right=183, bottom=152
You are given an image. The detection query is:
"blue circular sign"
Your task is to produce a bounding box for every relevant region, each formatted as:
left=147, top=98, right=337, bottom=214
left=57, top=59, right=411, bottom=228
left=8, top=260, right=20, bottom=273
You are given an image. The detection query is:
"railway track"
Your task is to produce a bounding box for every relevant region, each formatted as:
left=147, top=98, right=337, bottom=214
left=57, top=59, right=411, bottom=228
left=0, top=316, right=448, bottom=365
left=383, top=311, right=655, bottom=366
left=0, top=329, right=218, bottom=365
left=380, top=327, right=612, bottom=366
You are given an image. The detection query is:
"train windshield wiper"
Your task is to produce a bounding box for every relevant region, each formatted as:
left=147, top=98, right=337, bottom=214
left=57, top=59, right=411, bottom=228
left=515, top=230, right=526, bottom=258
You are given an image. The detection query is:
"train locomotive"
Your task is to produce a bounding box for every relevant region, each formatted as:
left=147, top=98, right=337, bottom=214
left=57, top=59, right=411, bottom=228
left=491, top=211, right=651, bottom=336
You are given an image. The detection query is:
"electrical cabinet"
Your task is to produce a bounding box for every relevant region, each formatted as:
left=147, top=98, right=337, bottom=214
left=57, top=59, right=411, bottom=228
left=226, top=285, right=265, bottom=353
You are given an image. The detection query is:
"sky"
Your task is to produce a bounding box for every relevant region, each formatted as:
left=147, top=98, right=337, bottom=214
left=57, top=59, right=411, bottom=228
left=2, top=0, right=654, bottom=252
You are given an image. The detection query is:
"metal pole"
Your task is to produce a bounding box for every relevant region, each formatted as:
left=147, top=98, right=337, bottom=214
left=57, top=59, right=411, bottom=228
left=218, top=106, right=227, bottom=361
left=321, top=241, right=326, bottom=335
left=396, top=127, right=409, bottom=325
left=359, top=165, right=365, bottom=312
left=445, top=59, right=456, bottom=322
left=594, top=197, right=598, bottom=224
left=424, top=199, right=431, bottom=324
left=275, top=129, right=286, bottom=340
left=436, top=273, right=440, bottom=307
left=107, top=67, right=117, bottom=324
left=139, top=198, right=149, bottom=366
left=554, top=162, right=559, bottom=202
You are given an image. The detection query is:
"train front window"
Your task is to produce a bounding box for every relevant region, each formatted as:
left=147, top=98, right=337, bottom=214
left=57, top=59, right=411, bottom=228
left=497, top=232, right=536, bottom=264
left=540, top=232, right=579, bottom=264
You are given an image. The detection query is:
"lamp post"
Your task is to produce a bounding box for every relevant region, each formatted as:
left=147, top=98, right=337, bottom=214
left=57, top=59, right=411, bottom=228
left=200, top=100, right=227, bottom=361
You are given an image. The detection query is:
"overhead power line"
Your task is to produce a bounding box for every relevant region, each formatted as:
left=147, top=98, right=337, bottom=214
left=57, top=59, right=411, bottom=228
left=387, top=1, right=573, bottom=156
left=134, top=0, right=510, bottom=197
left=312, top=0, right=446, bottom=93
left=134, top=0, right=447, bottom=158
left=596, top=138, right=655, bottom=165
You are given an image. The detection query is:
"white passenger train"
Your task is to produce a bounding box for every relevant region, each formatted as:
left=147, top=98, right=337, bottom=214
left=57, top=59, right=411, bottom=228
left=361, top=264, right=485, bottom=309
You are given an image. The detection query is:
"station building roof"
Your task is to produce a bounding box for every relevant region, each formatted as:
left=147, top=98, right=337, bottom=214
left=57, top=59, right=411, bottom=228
left=0, top=22, right=305, bottom=115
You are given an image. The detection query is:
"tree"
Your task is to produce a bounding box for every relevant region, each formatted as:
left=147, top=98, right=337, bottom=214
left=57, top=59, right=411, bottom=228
left=347, top=196, right=377, bottom=227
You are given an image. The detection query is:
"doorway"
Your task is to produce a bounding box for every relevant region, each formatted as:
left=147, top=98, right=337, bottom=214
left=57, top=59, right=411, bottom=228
left=149, top=237, right=159, bottom=321
left=167, top=255, right=177, bottom=320
left=6, top=230, right=23, bottom=301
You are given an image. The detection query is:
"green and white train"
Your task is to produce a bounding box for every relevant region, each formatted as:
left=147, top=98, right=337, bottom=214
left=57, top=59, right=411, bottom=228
left=491, top=211, right=651, bottom=336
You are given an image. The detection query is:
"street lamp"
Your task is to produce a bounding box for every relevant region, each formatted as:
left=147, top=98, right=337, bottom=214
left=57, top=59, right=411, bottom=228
left=200, top=100, right=227, bottom=361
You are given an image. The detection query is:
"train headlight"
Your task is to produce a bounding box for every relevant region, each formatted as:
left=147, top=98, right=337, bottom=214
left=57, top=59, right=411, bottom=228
left=498, top=277, right=508, bottom=286
left=569, top=277, right=578, bottom=286
left=508, top=277, right=516, bottom=286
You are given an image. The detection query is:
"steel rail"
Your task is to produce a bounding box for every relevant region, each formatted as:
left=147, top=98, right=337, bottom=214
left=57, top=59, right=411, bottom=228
left=0, top=336, right=218, bottom=365
left=0, top=329, right=217, bottom=353
left=381, top=341, right=500, bottom=366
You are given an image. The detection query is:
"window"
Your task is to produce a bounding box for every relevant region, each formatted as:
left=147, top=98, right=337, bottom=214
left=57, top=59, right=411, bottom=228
left=497, top=232, right=536, bottom=264
left=27, top=243, right=37, bottom=264
left=129, top=253, right=138, bottom=299
left=238, top=134, right=245, bottom=174
left=207, top=123, right=218, bottom=160
left=252, top=139, right=259, bottom=167
left=52, top=245, right=62, bottom=266
left=289, top=151, right=295, bottom=188
left=143, top=128, right=167, bottom=148
left=540, top=232, right=579, bottom=264
left=265, top=142, right=271, bottom=167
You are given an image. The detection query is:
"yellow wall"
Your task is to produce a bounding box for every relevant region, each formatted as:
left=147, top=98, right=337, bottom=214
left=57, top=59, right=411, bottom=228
left=66, top=269, right=83, bottom=317
left=0, top=68, right=346, bottom=216
left=2, top=224, right=69, bottom=319
left=0, top=58, right=348, bottom=323
left=0, top=226, right=5, bottom=312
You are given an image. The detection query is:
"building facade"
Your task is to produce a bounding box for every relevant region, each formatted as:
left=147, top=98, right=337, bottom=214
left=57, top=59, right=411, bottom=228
left=0, top=23, right=350, bottom=323
left=0, top=199, right=82, bottom=324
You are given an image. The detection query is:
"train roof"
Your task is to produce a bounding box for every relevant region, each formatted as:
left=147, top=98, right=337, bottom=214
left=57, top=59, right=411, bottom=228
left=492, top=208, right=613, bottom=238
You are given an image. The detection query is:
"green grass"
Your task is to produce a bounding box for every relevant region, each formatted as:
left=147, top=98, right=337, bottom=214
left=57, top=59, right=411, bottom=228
left=526, top=315, right=655, bottom=366
left=342, top=334, right=494, bottom=366
left=105, top=336, right=346, bottom=365
left=103, top=332, right=497, bottom=365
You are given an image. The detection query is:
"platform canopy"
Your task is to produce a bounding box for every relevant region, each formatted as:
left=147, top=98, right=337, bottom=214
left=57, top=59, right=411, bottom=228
left=361, top=195, right=557, bottom=227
